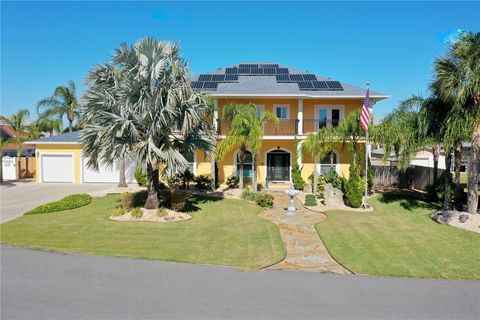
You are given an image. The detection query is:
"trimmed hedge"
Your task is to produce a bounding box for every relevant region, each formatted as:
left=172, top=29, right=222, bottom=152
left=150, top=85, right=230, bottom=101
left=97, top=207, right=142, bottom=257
left=25, top=194, right=92, bottom=215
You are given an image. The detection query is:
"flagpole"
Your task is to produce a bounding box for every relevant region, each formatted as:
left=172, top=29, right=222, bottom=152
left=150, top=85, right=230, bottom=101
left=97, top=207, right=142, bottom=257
left=363, top=81, right=370, bottom=210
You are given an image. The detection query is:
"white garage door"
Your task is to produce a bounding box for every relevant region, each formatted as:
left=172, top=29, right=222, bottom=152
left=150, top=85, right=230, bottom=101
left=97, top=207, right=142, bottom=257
left=41, top=154, right=74, bottom=183
left=82, top=158, right=136, bottom=183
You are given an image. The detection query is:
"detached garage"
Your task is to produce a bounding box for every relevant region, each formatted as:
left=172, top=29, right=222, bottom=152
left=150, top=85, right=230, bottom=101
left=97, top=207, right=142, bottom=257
left=27, top=131, right=136, bottom=184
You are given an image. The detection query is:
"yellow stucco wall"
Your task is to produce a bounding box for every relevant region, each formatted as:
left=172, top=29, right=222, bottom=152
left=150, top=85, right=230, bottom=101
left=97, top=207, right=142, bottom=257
left=35, top=144, right=83, bottom=183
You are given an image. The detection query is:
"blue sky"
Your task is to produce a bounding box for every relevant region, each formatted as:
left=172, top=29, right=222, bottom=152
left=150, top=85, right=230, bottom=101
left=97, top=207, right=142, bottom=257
left=1, top=1, right=479, bottom=121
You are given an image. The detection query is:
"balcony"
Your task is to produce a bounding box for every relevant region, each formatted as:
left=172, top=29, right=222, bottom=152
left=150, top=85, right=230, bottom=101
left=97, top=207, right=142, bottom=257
left=216, top=118, right=340, bottom=136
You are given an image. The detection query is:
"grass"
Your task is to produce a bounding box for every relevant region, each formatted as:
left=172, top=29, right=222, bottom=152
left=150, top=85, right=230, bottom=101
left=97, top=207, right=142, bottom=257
left=315, top=193, right=480, bottom=280
left=1, top=194, right=286, bottom=270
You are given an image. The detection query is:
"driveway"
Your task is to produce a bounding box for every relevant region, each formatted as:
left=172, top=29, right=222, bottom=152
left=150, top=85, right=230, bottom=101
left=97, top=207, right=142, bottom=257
left=1, top=246, right=479, bottom=320
left=0, top=181, right=117, bottom=223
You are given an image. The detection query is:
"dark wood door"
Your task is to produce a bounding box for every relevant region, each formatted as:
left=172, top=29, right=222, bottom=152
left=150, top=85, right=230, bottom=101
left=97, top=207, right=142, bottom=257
left=267, top=153, right=290, bottom=181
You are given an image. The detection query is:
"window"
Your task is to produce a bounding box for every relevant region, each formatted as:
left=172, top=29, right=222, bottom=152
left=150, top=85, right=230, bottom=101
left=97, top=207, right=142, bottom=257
left=332, top=109, right=340, bottom=127
left=315, top=106, right=343, bottom=129
left=236, top=151, right=253, bottom=178
left=275, top=106, right=288, bottom=119
left=257, top=105, right=264, bottom=119
left=318, top=152, right=337, bottom=175
left=183, top=151, right=195, bottom=174
left=318, top=109, right=328, bottom=128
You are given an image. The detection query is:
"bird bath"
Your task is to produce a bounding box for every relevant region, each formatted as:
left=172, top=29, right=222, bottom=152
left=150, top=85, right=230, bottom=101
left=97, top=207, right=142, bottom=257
left=283, top=185, right=300, bottom=216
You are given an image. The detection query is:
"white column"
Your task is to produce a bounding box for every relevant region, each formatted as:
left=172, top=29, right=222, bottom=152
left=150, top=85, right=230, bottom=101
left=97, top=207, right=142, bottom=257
left=297, top=140, right=303, bottom=170
left=297, top=98, right=303, bottom=135
left=213, top=98, right=219, bottom=133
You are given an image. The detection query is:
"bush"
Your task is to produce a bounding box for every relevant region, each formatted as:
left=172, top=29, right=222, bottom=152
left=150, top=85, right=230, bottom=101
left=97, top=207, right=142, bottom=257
left=134, top=167, right=147, bottom=187
left=167, top=175, right=182, bottom=189
left=241, top=189, right=256, bottom=201
left=120, top=192, right=134, bottom=210
left=226, top=175, right=239, bottom=188
left=131, top=207, right=143, bottom=219
left=255, top=192, right=274, bottom=208
left=344, top=165, right=363, bottom=208
left=292, top=170, right=305, bottom=191
left=111, top=208, right=125, bottom=216
left=193, top=174, right=212, bottom=190
left=323, top=170, right=342, bottom=189
left=25, top=194, right=92, bottom=215
left=156, top=208, right=168, bottom=217
left=170, top=191, right=187, bottom=211
left=426, top=171, right=455, bottom=203
left=178, top=169, right=194, bottom=189
left=305, top=194, right=317, bottom=206
left=121, top=191, right=148, bottom=209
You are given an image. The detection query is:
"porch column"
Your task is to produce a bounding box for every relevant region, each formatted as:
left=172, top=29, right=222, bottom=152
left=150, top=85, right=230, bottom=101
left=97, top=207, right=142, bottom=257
left=213, top=98, right=219, bottom=133
left=297, top=140, right=303, bottom=170
left=297, top=98, right=303, bottom=135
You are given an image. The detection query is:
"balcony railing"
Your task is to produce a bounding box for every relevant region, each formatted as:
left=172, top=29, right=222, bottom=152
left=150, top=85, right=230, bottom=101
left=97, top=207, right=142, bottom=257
left=216, top=118, right=340, bottom=136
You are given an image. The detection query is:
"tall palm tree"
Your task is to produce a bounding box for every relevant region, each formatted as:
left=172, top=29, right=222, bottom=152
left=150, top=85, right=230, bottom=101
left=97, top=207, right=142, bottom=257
left=338, top=110, right=365, bottom=166
left=35, top=117, right=62, bottom=137
left=432, top=31, right=480, bottom=214
left=37, top=80, right=80, bottom=132
left=81, top=37, right=216, bottom=208
left=302, top=132, right=325, bottom=195
left=0, top=108, right=30, bottom=179
left=216, top=103, right=277, bottom=191
left=318, top=126, right=339, bottom=169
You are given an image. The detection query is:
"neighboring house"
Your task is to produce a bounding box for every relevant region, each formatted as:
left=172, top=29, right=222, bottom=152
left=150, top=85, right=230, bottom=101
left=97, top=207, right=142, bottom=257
left=371, top=147, right=447, bottom=169
left=1, top=124, right=35, bottom=157
left=28, top=62, right=389, bottom=184
left=1, top=124, right=36, bottom=180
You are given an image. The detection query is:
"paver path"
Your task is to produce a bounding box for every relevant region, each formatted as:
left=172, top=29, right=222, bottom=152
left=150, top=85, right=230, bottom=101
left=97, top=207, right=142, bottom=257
left=260, top=193, right=350, bottom=274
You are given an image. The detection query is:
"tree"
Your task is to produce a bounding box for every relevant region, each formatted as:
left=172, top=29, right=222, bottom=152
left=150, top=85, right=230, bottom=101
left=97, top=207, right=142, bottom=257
left=0, top=108, right=30, bottom=180
left=0, top=135, right=11, bottom=183
left=35, top=117, right=62, bottom=137
left=302, top=132, right=324, bottom=195
left=338, top=110, right=365, bottom=165
left=216, top=103, right=277, bottom=191
left=81, top=37, right=216, bottom=208
left=317, top=126, right=338, bottom=170
left=37, top=80, right=80, bottom=132
left=432, top=31, right=480, bottom=214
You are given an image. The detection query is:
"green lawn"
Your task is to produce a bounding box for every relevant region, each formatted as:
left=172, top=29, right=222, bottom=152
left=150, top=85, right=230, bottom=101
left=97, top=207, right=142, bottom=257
left=315, top=193, right=480, bottom=280
left=1, top=194, right=286, bottom=270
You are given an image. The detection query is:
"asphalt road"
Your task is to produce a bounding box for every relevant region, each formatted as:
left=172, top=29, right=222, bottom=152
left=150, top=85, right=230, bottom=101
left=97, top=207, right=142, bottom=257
left=1, top=246, right=479, bottom=320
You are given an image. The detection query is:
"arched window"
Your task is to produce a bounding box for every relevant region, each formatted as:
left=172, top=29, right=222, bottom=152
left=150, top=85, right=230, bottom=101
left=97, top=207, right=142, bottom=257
left=319, top=151, right=337, bottom=175
left=236, top=150, right=253, bottom=178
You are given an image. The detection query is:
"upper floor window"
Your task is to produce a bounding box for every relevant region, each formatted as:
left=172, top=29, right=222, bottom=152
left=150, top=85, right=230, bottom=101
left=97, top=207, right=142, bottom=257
left=315, top=105, right=343, bottom=129
left=275, top=106, right=289, bottom=119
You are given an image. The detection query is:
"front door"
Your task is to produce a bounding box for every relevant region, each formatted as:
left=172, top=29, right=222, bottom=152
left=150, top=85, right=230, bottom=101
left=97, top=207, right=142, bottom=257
left=267, top=151, right=290, bottom=181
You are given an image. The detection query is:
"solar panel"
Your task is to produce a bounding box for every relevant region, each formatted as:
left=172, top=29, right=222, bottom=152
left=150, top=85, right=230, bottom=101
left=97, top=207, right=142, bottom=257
left=259, top=64, right=279, bottom=68
left=225, top=67, right=238, bottom=74
left=289, top=74, right=303, bottom=82
left=312, top=81, right=328, bottom=89
left=191, top=81, right=203, bottom=89
left=276, top=68, right=289, bottom=74
left=238, top=67, right=251, bottom=74
left=263, top=67, right=277, bottom=75
left=202, top=82, right=218, bottom=89
left=326, top=81, right=343, bottom=90
left=225, top=74, right=238, bottom=81
left=298, top=81, right=314, bottom=90
left=303, top=74, right=317, bottom=81
left=250, top=68, right=263, bottom=75
left=198, top=74, right=212, bottom=81
left=276, top=75, right=290, bottom=82
left=211, top=74, right=225, bottom=81
left=239, top=64, right=258, bottom=69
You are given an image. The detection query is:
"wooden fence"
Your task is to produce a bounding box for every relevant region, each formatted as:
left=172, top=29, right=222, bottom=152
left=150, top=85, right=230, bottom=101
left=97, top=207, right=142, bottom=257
left=373, top=165, right=445, bottom=190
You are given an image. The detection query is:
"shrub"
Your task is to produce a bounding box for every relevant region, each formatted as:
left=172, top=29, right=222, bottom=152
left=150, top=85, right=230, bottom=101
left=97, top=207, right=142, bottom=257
left=120, top=192, right=134, bottom=210
left=25, top=194, right=92, bottom=215
left=344, top=165, right=363, bottom=208
left=193, top=174, right=212, bottom=190
left=241, top=189, right=256, bottom=201
left=305, top=194, right=317, bottom=206
left=324, top=170, right=342, bottom=189
left=111, top=208, right=125, bottom=216
left=178, top=169, right=194, bottom=189
left=226, top=175, right=239, bottom=188
left=156, top=208, right=168, bottom=217
left=292, top=170, right=305, bottom=191
left=130, top=207, right=143, bottom=219
left=255, top=192, right=274, bottom=208
left=170, top=191, right=187, bottom=212
left=134, top=167, right=147, bottom=187
left=367, top=163, right=375, bottom=193
left=167, top=175, right=181, bottom=189
left=426, top=171, right=455, bottom=203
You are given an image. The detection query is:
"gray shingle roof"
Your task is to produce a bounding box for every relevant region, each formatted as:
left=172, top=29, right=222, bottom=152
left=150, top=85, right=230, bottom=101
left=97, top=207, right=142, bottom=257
left=27, top=131, right=81, bottom=144
left=195, top=63, right=388, bottom=99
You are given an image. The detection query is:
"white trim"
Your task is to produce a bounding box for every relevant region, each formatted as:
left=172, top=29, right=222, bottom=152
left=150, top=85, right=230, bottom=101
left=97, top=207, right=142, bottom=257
left=213, top=99, right=219, bottom=132
left=264, top=147, right=292, bottom=183
left=314, top=104, right=345, bottom=127
left=233, top=149, right=253, bottom=178
left=209, top=93, right=390, bottom=100
left=26, top=141, right=80, bottom=145
left=39, top=152, right=75, bottom=183
left=317, top=149, right=341, bottom=175
left=273, top=104, right=290, bottom=119
left=297, top=98, right=303, bottom=135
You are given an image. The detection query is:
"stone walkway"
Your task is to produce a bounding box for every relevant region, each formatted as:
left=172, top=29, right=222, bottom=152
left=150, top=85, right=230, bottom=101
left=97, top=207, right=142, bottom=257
left=260, top=193, right=351, bottom=274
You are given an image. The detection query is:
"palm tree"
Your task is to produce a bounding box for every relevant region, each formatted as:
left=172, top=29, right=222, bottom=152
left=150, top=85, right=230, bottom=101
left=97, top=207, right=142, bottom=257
left=35, top=117, right=62, bottom=136
left=81, top=37, right=216, bottom=208
left=216, top=103, right=277, bottom=191
left=338, top=110, right=365, bottom=165
left=0, top=108, right=30, bottom=179
left=318, top=126, right=339, bottom=169
left=0, top=135, right=11, bottom=183
left=432, top=31, right=480, bottom=214
left=37, top=80, right=80, bottom=132
left=302, top=132, right=324, bottom=195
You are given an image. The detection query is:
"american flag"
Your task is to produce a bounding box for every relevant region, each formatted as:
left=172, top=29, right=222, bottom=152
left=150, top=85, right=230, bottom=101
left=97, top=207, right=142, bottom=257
left=360, top=88, right=372, bottom=133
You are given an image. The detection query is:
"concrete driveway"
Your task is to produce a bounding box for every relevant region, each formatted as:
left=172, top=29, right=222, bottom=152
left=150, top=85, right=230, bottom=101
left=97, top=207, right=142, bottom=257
left=1, top=246, right=479, bottom=319
left=0, top=181, right=117, bottom=223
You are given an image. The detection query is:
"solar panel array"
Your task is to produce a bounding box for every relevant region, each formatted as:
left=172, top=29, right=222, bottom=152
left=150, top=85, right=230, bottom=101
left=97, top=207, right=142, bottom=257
left=192, top=64, right=344, bottom=91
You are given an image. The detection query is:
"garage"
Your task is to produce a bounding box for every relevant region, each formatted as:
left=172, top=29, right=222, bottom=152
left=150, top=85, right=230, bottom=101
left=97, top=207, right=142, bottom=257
left=82, top=158, right=136, bottom=183
left=41, top=154, right=74, bottom=183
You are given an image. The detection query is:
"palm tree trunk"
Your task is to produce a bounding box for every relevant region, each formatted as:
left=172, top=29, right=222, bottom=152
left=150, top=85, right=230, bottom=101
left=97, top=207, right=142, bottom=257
left=239, top=161, right=244, bottom=189
left=432, top=144, right=440, bottom=183
left=68, top=120, right=73, bottom=133
left=454, top=140, right=462, bottom=193
left=117, top=158, right=127, bottom=188
left=330, top=150, right=334, bottom=170
left=444, top=146, right=452, bottom=210
left=467, top=121, right=480, bottom=214
left=252, top=154, right=257, bottom=192
left=313, top=156, right=318, bottom=195
left=210, top=156, right=216, bottom=192
left=145, top=162, right=159, bottom=209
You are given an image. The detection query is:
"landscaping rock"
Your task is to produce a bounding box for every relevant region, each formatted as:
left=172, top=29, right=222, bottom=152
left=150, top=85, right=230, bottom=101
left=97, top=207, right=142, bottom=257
left=324, top=183, right=344, bottom=208
left=458, top=214, right=469, bottom=223
left=431, top=210, right=480, bottom=234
